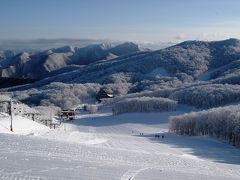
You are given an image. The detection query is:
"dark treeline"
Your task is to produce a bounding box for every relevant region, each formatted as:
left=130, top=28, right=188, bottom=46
left=0, top=77, right=37, bottom=88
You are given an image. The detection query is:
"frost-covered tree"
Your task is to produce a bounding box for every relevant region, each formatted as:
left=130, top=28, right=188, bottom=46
left=169, top=105, right=240, bottom=147
left=14, top=82, right=102, bottom=109
left=0, top=95, right=12, bottom=113
left=103, top=88, right=175, bottom=106
left=112, top=97, right=177, bottom=115
left=102, top=83, right=131, bottom=96
left=85, top=105, right=98, bottom=114
left=170, top=83, right=240, bottom=108
left=13, top=103, right=38, bottom=116
left=34, top=105, right=61, bottom=121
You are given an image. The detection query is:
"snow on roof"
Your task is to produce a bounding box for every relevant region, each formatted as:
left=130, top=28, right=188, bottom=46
left=107, top=94, right=114, bottom=98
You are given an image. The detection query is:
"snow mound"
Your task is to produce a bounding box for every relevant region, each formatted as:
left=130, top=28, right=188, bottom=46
left=0, top=115, right=48, bottom=135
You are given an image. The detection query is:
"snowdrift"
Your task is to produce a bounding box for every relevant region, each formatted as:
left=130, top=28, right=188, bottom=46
left=0, top=114, right=48, bottom=135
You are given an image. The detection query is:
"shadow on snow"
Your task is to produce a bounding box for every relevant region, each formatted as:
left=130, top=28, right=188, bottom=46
left=136, top=132, right=240, bottom=165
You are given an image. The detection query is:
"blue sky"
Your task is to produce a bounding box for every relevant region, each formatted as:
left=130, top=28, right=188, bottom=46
left=0, top=0, right=240, bottom=42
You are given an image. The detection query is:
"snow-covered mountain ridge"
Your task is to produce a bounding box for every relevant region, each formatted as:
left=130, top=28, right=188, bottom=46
left=0, top=42, right=140, bottom=79
left=2, top=38, right=240, bottom=111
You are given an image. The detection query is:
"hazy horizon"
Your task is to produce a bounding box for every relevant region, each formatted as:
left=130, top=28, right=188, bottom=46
left=1, top=0, right=240, bottom=42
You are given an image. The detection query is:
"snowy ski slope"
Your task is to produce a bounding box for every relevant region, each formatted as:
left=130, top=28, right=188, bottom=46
left=0, top=105, right=240, bottom=179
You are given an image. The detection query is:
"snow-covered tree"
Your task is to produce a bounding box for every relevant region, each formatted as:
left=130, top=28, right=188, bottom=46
left=85, top=105, right=98, bottom=114
left=112, top=96, right=177, bottom=115
left=169, top=105, right=240, bottom=147
left=170, top=83, right=240, bottom=108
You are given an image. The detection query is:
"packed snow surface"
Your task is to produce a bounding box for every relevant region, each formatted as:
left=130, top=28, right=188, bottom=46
left=0, top=113, right=48, bottom=135
left=0, top=105, right=240, bottom=180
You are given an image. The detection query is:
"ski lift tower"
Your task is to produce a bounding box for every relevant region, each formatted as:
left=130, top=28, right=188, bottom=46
left=0, top=93, right=15, bottom=132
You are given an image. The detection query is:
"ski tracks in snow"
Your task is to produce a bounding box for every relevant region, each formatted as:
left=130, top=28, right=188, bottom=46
left=121, top=166, right=161, bottom=180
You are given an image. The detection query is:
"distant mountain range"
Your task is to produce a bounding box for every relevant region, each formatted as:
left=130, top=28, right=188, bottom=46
left=0, top=39, right=116, bottom=52
left=0, top=42, right=140, bottom=79
left=2, top=38, right=240, bottom=90
left=0, top=38, right=173, bottom=53
left=2, top=38, right=240, bottom=110
left=9, top=38, right=240, bottom=86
